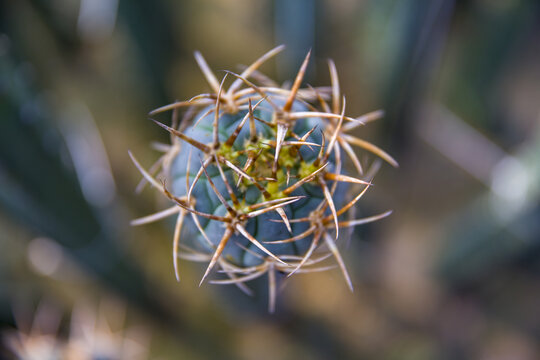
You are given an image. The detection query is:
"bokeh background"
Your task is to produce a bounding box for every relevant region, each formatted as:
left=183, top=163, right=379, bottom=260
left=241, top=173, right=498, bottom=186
left=1, top=0, right=540, bottom=359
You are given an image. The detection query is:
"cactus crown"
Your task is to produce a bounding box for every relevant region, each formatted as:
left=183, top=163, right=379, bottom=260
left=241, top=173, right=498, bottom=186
left=130, top=46, right=397, bottom=312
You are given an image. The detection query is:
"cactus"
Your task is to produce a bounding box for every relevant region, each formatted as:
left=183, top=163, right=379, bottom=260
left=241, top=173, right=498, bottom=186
left=130, top=46, right=397, bottom=312
left=2, top=301, right=149, bottom=360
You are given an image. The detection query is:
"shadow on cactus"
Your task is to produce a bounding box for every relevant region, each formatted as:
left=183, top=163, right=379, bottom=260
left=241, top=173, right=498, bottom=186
left=130, top=46, right=397, bottom=312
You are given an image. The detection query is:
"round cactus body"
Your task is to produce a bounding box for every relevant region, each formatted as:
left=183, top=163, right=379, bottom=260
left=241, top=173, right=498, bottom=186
left=169, top=100, right=345, bottom=268
left=130, top=46, right=397, bottom=312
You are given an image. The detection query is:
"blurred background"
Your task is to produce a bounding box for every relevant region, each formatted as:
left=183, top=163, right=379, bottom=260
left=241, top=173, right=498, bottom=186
left=1, top=0, right=540, bottom=358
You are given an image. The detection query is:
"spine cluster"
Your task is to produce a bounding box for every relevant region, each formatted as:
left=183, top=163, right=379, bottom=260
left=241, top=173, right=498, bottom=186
left=130, top=46, right=397, bottom=312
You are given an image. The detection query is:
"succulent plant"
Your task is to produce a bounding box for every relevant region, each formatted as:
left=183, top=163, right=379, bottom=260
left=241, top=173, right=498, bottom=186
left=130, top=46, right=397, bottom=312
left=3, top=301, right=149, bottom=360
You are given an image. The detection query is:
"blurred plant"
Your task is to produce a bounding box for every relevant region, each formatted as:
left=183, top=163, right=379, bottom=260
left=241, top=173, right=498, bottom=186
left=131, top=46, right=396, bottom=312
left=0, top=36, right=161, bottom=318
left=420, top=105, right=540, bottom=284
left=2, top=299, right=149, bottom=360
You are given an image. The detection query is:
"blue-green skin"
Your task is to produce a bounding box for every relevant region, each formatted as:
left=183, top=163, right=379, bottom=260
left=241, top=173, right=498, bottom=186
left=170, top=100, right=346, bottom=267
